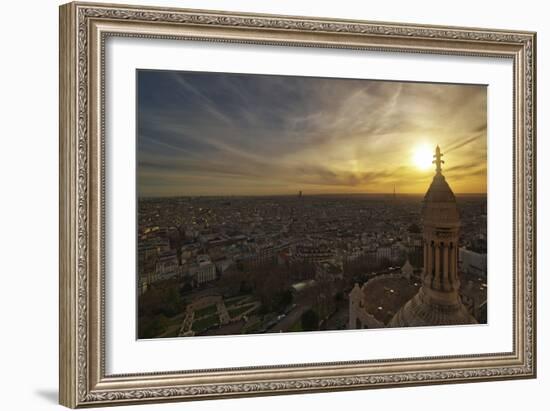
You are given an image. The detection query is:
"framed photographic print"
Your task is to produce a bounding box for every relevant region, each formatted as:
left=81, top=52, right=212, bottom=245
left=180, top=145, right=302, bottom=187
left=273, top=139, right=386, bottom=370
left=59, top=2, right=537, bottom=408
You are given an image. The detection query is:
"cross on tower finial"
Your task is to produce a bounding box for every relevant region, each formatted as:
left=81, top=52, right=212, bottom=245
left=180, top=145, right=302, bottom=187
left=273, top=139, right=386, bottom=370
left=433, top=145, right=444, bottom=174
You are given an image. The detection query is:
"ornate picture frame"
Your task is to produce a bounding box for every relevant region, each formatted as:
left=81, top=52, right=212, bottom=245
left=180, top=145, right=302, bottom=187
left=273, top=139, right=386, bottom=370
left=59, top=2, right=536, bottom=408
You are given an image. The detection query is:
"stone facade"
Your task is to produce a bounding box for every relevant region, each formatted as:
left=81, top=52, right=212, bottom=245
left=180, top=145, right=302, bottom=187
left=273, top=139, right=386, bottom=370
left=389, top=146, right=477, bottom=327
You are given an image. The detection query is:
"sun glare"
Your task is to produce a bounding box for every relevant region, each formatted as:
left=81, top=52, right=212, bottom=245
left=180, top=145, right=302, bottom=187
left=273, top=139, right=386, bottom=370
left=413, top=145, right=433, bottom=170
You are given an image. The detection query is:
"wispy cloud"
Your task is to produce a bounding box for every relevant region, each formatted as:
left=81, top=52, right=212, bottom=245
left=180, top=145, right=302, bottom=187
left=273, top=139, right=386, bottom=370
left=137, top=70, right=487, bottom=196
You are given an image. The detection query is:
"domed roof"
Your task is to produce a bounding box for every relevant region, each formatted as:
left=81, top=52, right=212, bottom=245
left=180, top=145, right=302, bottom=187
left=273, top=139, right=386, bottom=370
left=424, top=173, right=456, bottom=203
left=387, top=145, right=476, bottom=328
left=422, top=171, right=460, bottom=225
left=389, top=288, right=477, bottom=327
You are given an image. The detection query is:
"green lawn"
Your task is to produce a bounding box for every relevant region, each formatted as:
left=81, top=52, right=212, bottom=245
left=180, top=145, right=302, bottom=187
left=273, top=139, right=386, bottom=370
left=225, top=295, right=250, bottom=306
left=158, top=324, right=181, bottom=338
left=148, top=313, right=185, bottom=338
left=228, top=304, right=255, bottom=318
left=242, top=319, right=262, bottom=334
left=194, top=304, right=217, bottom=318
left=289, top=321, right=303, bottom=332
left=192, top=314, right=220, bottom=332
left=165, top=312, right=185, bottom=326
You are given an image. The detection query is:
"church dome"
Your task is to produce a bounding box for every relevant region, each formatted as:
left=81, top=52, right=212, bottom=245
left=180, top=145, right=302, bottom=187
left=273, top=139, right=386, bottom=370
left=424, top=173, right=456, bottom=203
left=389, top=145, right=476, bottom=328
left=421, top=145, right=460, bottom=227
left=422, top=173, right=460, bottom=226
left=389, top=288, right=477, bottom=327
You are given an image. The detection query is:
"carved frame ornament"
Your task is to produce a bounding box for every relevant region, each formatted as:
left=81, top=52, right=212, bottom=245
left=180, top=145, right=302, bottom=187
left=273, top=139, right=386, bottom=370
left=59, top=2, right=536, bottom=408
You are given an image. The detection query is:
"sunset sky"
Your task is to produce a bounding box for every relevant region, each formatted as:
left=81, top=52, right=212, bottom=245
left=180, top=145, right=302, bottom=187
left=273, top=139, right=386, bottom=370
left=137, top=70, right=487, bottom=197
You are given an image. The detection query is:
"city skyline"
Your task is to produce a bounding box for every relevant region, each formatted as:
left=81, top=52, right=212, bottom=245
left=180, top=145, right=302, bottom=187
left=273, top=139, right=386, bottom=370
left=137, top=162, right=488, bottom=338
left=138, top=70, right=487, bottom=197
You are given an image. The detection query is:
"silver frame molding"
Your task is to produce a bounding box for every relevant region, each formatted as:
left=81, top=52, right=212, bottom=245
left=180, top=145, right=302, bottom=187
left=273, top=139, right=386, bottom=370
left=59, top=2, right=537, bottom=408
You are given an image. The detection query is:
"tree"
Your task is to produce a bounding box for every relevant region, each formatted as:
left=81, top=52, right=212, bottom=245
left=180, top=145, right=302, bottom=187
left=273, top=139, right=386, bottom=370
left=289, top=261, right=315, bottom=281
left=277, top=289, right=293, bottom=310
left=139, top=281, right=184, bottom=318
left=301, top=309, right=319, bottom=331
left=139, top=313, right=168, bottom=339
left=249, top=262, right=291, bottom=312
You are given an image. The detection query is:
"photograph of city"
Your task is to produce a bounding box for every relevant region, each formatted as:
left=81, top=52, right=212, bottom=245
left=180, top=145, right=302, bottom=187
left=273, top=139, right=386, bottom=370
left=136, top=70, right=487, bottom=339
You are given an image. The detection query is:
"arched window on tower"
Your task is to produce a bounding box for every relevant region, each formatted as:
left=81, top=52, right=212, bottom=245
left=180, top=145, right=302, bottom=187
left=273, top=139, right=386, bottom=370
left=430, top=240, right=436, bottom=276
left=440, top=241, right=445, bottom=287
left=449, top=242, right=454, bottom=284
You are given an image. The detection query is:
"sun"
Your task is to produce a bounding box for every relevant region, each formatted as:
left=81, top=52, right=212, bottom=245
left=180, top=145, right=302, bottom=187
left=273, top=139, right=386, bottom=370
left=413, top=145, right=433, bottom=170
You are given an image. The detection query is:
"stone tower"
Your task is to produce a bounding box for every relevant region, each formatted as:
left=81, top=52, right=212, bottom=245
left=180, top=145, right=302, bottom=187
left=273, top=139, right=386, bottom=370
left=390, top=146, right=476, bottom=327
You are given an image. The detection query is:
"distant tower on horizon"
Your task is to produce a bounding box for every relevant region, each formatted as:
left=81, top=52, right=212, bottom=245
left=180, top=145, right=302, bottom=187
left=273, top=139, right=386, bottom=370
left=298, top=190, right=303, bottom=198
left=390, top=145, right=477, bottom=327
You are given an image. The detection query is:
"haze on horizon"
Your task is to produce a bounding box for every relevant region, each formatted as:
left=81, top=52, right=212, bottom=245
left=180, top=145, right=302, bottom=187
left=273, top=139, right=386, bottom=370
left=137, top=70, right=487, bottom=198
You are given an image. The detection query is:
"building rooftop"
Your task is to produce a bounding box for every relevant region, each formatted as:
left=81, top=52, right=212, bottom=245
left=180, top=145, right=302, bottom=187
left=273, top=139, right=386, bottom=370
left=362, top=276, right=420, bottom=324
